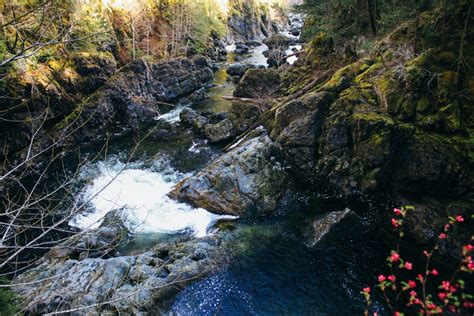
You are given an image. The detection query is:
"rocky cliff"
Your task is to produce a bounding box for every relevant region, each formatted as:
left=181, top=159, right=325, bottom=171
left=270, top=11, right=473, bottom=255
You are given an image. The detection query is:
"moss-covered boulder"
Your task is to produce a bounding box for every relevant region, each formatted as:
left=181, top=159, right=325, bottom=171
left=233, top=68, right=281, bottom=98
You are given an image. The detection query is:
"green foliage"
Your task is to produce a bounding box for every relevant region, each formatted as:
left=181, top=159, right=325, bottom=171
left=298, top=0, right=420, bottom=42
left=0, top=278, right=18, bottom=315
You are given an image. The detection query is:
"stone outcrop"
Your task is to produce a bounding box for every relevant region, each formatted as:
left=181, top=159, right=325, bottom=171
left=234, top=68, right=281, bottom=98
left=263, top=34, right=295, bottom=50
left=227, top=0, right=289, bottom=42
left=308, top=209, right=359, bottom=246
left=14, top=236, right=224, bottom=315
left=274, top=46, right=473, bottom=250
left=169, top=132, right=288, bottom=217
left=58, top=55, right=214, bottom=141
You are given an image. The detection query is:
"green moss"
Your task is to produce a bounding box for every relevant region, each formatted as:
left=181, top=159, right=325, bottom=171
left=416, top=96, right=431, bottom=114
left=321, top=60, right=367, bottom=91
left=353, top=112, right=395, bottom=126
left=438, top=70, right=458, bottom=98
left=440, top=103, right=461, bottom=132
left=432, top=51, right=457, bottom=67
left=0, top=278, right=18, bottom=315
left=355, top=62, right=382, bottom=84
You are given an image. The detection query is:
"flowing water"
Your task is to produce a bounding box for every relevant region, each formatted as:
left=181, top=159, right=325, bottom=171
left=66, top=34, right=388, bottom=314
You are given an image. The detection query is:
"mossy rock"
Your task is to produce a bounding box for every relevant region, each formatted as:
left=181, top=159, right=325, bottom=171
left=321, top=60, right=368, bottom=92
left=416, top=96, right=432, bottom=114
left=234, top=68, right=281, bottom=98
left=399, top=99, right=416, bottom=121
left=439, top=103, right=461, bottom=132
left=0, top=278, right=18, bottom=315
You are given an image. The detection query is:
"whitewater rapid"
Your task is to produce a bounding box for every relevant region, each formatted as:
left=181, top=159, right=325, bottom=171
left=70, top=157, right=235, bottom=238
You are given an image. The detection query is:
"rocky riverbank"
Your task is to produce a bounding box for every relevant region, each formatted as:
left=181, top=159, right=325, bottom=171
left=4, top=1, right=472, bottom=314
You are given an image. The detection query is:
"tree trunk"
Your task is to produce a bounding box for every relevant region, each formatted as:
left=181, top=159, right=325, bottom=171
left=366, top=0, right=377, bottom=36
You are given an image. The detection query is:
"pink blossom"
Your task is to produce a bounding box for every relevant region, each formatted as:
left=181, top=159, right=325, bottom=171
left=439, top=233, right=447, bottom=239
left=417, top=274, right=424, bottom=282
left=388, top=275, right=396, bottom=282
left=456, top=215, right=464, bottom=222
left=468, top=262, right=474, bottom=271
left=441, top=281, right=450, bottom=291
left=363, top=287, right=371, bottom=294
left=431, top=269, right=439, bottom=276
left=378, top=275, right=386, bottom=283
left=391, top=218, right=399, bottom=228
left=438, top=292, right=447, bottom=300
left=390, top=252, right=400, bottom=262
left=408, top=280, right=416, bottom=288
left=394, top=208, right=402, bottom=216
left=410, top=290, right=417, bottom=297
left=444, top=224, right=450, bottom=232
left=463, top=244, right=474, bottom=255
left=405, top=261, right=413, bottom=270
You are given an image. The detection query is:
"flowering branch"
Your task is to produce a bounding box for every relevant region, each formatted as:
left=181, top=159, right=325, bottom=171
left=362, top=206, right=473, bottom=315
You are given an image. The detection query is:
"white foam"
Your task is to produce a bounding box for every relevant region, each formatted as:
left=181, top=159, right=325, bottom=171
left=71, top=158, right=236, bottom=237
left=242, top=44, right=269, bottom=67
left=156, top=105, right=186, bottom=123
left=286, top=44, right=303, bottom=65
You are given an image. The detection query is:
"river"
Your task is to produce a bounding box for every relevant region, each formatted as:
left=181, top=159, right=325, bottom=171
left=65, top=34, right=388, bottom=314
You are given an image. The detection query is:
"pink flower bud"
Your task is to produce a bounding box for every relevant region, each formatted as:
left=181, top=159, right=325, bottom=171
left=391, top=218, right=399, bottom=228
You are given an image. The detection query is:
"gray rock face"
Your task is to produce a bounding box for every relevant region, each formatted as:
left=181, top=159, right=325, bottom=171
left=309, top=209, right=358, bottom=246
left=234, top=43, right=250, bottom=54
left=180, top=108, right=209, bottom=131
left=169, top=133, right=288, bottom=217
left=263, top=34, right=295, bottom=50
left=202, top=118, right=235, bottom=143
left=226, top=63, right=256, bottom=78
left=273, top=91, right=334, bottom=169
left=180, top=109, right=236, bottom=144
left=68, top=55, right=214, bottom=141
left=14, top=237, right=223, bottom=315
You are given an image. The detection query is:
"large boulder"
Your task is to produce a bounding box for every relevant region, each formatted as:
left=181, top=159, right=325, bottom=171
left=234, top=43, right=250, bottom=54
left=233, top=68, right=281, bottom=98
left=263, top=34, right=295, bottom=50
left=180, top=109, right=236, bottom=144
left=14, top=237, right=223, bottom=315
left=169, top=132, right=288, bottom=217
left=202, top=118, right=235, bottom=144
left=226, top=63, right=256, bottom=78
